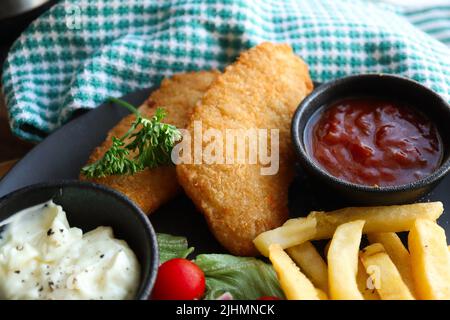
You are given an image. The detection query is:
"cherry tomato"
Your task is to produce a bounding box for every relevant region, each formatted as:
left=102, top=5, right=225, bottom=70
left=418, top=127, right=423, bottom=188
left=258, top=296, right=280, bottom=300
left=151, top=258, right=205, bottom=300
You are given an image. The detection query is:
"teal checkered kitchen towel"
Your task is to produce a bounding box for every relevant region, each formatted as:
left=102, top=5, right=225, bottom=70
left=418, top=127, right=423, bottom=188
left=2, top=0, right=450, bottom=142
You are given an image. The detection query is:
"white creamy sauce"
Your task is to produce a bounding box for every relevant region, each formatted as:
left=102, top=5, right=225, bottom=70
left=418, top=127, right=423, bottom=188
left=0, top=201, right=140, bottom=300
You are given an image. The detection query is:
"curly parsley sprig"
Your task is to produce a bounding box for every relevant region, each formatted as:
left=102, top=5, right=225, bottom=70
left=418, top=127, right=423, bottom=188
left=81, top=97, right=181, bottom=178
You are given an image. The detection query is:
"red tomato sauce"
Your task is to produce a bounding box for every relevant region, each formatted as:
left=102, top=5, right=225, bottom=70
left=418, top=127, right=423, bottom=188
left=307, top=98, right=442, bottom=187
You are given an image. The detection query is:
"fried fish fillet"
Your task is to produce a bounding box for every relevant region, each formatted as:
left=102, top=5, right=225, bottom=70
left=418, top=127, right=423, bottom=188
left=176, top=43, right=313, bottom=256
left=80, top=71, right=220, bottom=213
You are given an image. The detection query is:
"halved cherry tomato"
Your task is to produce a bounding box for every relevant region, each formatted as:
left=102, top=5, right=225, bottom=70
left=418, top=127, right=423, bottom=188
left=151, top=258, right=206, bottom=300
left=258, top=296, right=280, bottom=300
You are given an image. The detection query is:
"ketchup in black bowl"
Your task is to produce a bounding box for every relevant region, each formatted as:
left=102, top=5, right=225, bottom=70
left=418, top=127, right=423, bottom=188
left=306, top=98, right=443, bottom=187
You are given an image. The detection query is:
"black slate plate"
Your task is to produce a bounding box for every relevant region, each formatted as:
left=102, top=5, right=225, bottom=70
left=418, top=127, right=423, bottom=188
left=1, top=88, right=449, bottom=254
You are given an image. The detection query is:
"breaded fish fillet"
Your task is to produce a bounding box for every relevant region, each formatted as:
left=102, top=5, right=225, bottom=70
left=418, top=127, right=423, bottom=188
left=176, top=43, right=313, bottom=256
left=80, top=71, right=220, bottom=213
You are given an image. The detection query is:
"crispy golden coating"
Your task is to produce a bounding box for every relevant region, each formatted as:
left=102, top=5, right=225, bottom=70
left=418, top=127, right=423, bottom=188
left=176, top=43, right=313, bottom=256
left=80, top=71, right=220, bottom=213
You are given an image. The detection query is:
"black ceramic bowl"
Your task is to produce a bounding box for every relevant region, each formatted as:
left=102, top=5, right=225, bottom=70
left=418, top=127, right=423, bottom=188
left=291, top=74, right=450, bottom=205
left=0, top=181, right=158, bottom=300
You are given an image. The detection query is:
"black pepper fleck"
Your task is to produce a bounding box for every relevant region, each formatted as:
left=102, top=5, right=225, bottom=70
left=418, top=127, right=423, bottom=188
left=14, top=270, right=20, bottom=274
left=47, top=228, right=54, bottom=236
left=100, top=254, right=105, bottom=259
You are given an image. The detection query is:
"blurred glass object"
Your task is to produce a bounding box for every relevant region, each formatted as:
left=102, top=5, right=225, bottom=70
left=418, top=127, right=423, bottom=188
left=0, top=0, right=57, bottom=45
left=0, top=0, right=51, bottom=20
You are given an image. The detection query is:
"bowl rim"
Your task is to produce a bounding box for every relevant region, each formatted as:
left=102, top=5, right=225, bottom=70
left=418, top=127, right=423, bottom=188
left=291, top=73, right=450, bottom=193
left=0, top=180, right=159, bottom=300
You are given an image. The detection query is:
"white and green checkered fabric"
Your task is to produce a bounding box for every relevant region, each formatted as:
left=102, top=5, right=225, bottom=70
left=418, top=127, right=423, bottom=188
left=405, top=5, right=450, bottom=46
left=2, top=0, right=450, bottom=142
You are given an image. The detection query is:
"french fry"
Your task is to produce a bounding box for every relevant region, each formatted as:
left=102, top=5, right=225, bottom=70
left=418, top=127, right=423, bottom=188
left=269, top=244, right=320, bottom=300
left=282, top=217, right=306, bottom=226
left=255, top=217, right=316, bottom=256
left=312, top=202, right=443, bottom=239
left=367, top=232, right=415, bottom=295
left=316, top=289, right=328, bottom=300
left=254, top=202, right=443, bottom=256
left=328, top=220, right=365, bottom=300
left=357, top=260, right=380, bottom=300
left=286, top=241, right=328, bottom=293
left=409, top=219, right=450, bottom=299
left=360, top=243, right=414, bottom=300
left=324, top=240, right=331, bottom=258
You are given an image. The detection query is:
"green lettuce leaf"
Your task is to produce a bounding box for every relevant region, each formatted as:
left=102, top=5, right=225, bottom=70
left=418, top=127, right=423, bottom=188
left=194, top=254, right=284, bottom=300
left=157, top=233, right=194, bottom=264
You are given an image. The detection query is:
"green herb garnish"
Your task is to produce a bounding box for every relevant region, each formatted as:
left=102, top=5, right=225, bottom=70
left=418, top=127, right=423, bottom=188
left=81, top=97, right=182, bottom=178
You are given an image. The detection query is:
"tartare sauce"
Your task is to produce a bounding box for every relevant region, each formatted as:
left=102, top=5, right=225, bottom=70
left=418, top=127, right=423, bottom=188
left=0, top=201, right=140, bottom=300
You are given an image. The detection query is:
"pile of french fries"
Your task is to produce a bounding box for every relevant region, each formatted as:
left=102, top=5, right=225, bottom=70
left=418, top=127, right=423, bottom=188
left=253, top=202, right=450, bottom=300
